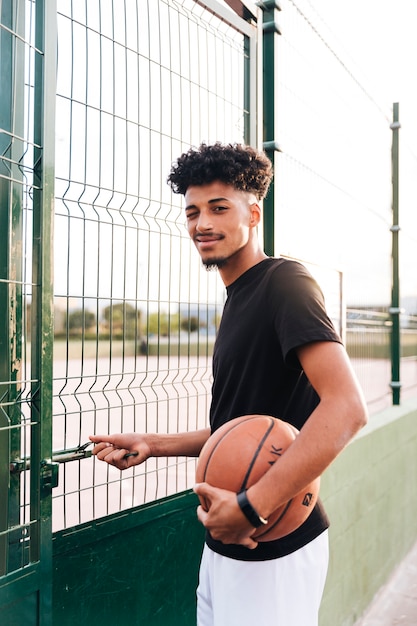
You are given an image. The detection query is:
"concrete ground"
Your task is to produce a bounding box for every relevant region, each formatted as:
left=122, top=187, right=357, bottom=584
left=354, top=540, right=417, bottom=625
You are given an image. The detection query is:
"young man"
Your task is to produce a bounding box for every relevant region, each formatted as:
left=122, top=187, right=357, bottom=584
left=91, top=143, right=368, bottom=625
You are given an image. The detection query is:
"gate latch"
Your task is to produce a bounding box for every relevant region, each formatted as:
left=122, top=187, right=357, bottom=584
left=9, top=441, right=94, bottom=484
left=40, top=459, right=60, bottom=491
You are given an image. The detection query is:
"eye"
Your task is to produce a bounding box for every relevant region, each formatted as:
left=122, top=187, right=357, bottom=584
left=185, top=210, right=199, bottom=220
left=212, top=205, right=228, bottom=212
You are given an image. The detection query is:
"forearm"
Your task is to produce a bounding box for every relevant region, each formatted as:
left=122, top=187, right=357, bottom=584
left=91, top=427, right=211, bottom=470
left=247, top=393, right=367, bottom=519
left=148, top=427, right=211, bottom=458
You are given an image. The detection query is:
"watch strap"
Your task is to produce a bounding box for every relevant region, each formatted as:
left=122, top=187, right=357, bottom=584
left=237, top=489, right=268, bottom=528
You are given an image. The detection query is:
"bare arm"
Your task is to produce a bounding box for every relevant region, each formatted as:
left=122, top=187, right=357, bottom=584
left=90, top=427, right=211, bottom=470
left=246, top=341, right=368, bottom=518
left=195, top=341, right=368, bottom=547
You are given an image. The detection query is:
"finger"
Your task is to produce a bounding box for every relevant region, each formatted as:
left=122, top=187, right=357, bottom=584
left=90, top=441, right=113, bottom=456
left=97, top=446, right=131, bottom=465
left=196, top=504, right=209, bottom=525
left=112, top=447, right=130, bottom=461
left=110, top=450, right=131, bottom=470
left=114, top=448, right=141, bottom=466
left=193, top=483, right=212, bottom=512
left=242, top=536, right=258, bottom=550
left=193, top=482, right=218, bottom=498
left=89, top=434, right=113, bottom=444
left=104, top=447, right=141, bottom=470
left=97, top=448, right=128, bottom=469
left=94, top=444, right=119, bottom=461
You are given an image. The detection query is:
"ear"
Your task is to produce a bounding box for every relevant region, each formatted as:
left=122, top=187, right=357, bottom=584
left=249, top=203, right=261, bottom=227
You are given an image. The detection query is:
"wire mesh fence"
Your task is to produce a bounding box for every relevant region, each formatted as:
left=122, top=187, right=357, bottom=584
left=346, top=309, right=417, bottom=411
left=51, top=0, right=259, bottom=531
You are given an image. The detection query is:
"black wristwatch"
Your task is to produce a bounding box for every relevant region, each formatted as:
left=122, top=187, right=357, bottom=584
left=237, top=489, right=268, bottom=528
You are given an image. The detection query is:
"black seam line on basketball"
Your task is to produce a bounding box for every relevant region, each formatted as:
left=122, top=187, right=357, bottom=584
left=239, top=417, right=276, bottom=492
left=202, top=417, right=257, bottom=482
left=254, top=499, right=293, bottom=539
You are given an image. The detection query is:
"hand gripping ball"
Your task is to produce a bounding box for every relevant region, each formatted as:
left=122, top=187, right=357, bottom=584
left=195, top=414, right=320, bottom=541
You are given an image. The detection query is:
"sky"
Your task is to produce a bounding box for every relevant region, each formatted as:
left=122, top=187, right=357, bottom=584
left=299, top=0, right=417, bottom=307
left=309, top=0, right=417, bottom=147
left=306, top=1, right=416, bottom=104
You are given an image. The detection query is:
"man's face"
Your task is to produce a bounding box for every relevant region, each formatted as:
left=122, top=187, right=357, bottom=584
left=184, top=181, right=258, bottom=270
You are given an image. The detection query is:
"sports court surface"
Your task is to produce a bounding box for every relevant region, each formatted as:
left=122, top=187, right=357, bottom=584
left=354, top=540, right=417, bottom=626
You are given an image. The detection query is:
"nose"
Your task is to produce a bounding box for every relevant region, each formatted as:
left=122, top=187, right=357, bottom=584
left=196, top=210, right=213, bottom=232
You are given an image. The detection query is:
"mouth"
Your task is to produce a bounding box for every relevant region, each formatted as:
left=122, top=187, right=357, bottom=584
left=194, top=234, right=224, bottom=250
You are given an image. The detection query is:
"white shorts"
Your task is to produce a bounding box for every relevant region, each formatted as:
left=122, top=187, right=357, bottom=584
left=197, top=530, right=329, bottom=626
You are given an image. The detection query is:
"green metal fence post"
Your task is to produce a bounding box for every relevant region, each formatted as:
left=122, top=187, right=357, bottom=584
left=0, top=0, right=25, bottom=576
left=261, top=0, right=281, bottom=257
left=31, top=1, right=56, bottom=622
left=390, top=102, right=401, bottom=405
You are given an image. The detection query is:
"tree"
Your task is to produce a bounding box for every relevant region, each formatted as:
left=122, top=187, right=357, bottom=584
left=180, top=315, right=200, bottom=333
left=68, top=309, right=96, bottom=332
left=102, top=302, right=141, bottom=339
left=147, top=311, right=179, bottom=336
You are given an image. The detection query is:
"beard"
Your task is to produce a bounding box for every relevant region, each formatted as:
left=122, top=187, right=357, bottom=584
left=202, top=257, right=229, bottom=271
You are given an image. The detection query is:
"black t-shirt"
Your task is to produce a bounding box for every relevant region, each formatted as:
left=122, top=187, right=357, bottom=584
left=206, top=257, right=342, bottom=561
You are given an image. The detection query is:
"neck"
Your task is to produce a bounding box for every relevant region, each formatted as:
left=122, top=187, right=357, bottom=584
left=218, top=247, right=268, bottom=286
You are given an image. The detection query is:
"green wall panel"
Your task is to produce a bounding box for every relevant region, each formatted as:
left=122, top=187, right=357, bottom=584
left=1, top=592, right=38, bottom=626
left=319, top=398, right=417, bottom=626
left=52, top=491, right=204, bottom=626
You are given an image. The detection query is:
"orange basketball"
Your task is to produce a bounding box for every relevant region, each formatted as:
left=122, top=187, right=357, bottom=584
left=195, top=414, right=320, bottom=541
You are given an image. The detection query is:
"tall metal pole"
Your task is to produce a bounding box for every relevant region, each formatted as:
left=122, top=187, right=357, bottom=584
left=390, top=103, right=401, bottom=405
left=261, top=0, right=281, bottom=257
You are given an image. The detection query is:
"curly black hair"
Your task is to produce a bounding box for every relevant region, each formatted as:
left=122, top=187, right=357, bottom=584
left=167, top=142, right=273, bottom=200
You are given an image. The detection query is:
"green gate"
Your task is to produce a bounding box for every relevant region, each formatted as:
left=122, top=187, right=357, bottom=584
left=0, top=0, right=56, bottom=623
left=0, top=1, right=261, bottom=624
